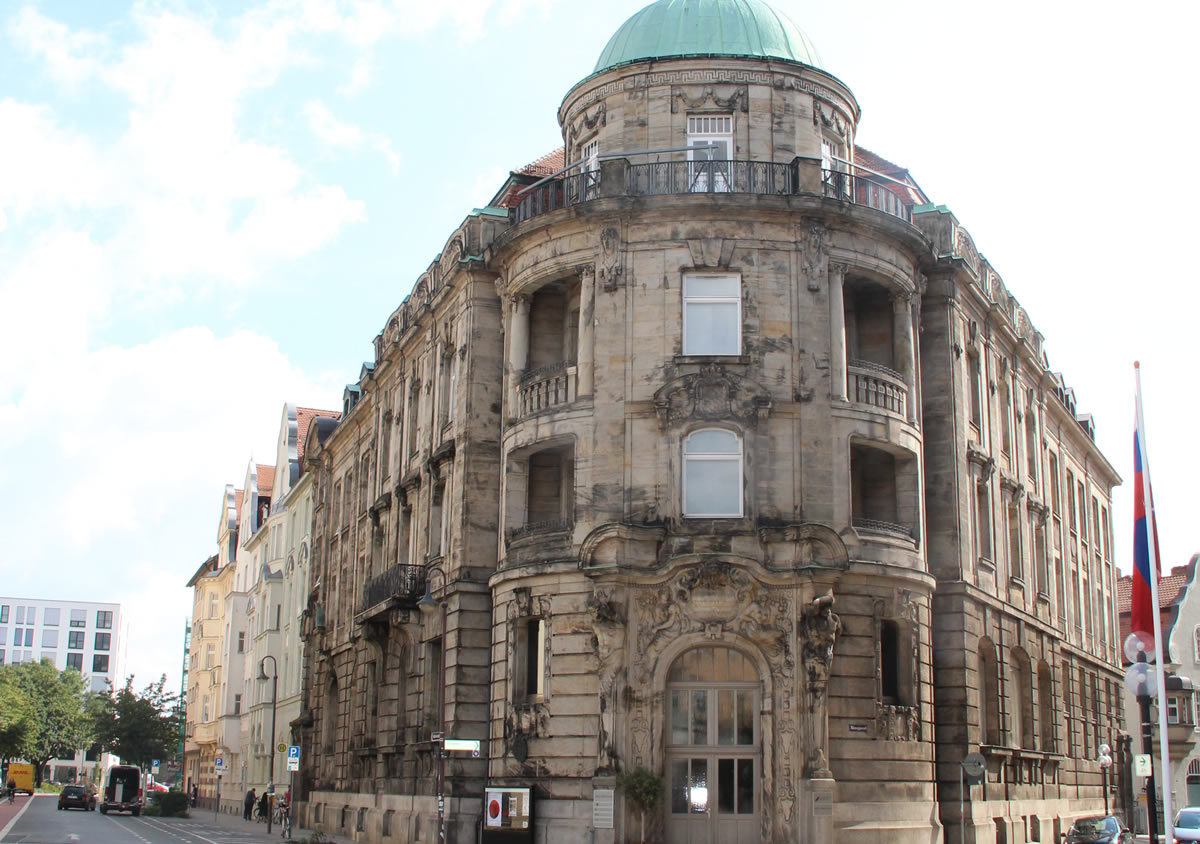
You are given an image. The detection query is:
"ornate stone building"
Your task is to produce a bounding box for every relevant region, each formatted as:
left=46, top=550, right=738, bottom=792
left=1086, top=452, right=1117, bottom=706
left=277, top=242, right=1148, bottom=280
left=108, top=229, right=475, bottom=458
left=295, top=1, right=1123, bottom=842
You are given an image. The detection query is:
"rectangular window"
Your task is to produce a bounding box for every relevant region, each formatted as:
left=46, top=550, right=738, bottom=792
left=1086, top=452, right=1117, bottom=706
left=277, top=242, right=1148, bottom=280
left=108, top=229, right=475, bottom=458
left=999, top=383, right=1012, bottom=457
left=0, top=629, right=5, bottom=645
left=96, top=610, right=113, bottom=629
left=15, top=606, right=25, bottom=625
left=23, top=628, right=33, bottom=647
left=233, top=693, right=242, bottom=716
left=42, top=629, right=58, bottom=648
left=68, top=631, right=83, bottom=649
left=94, top=632, right=111, bottom=651
left=205, top=643, right=214, bottom=669
left=0, top=606, right=7, bottom=623
left=1048, top=453, right=1061, bottom=511
left=92, top=654, right=109, bottom=673
left=683, top=429, right=744, bottom=518
left=686, top=114, right=732, bottom=192
left=968, top=352, right=983, bottom=429
left=429, top=481, right=445, bottom=558
left=1008, top=501, right=1022, bottom=580
left=975, top=481, right=992, bottom=561
left=66, top=652, right=82, bottom=671
left=1168, top=696, right=1180, bottom=725
left=237, top=632, right=245, bottom=653
left=0, top=649, right=5, bottom=665
left=1025, top=404, right=1039, bottom=490
left=514, top=618, right=546, bottom=702
left=202, top=695, right=210, bottom=722
left=70, top=609, right=86, bottom=627
left=274, top=604, right=281, bottom=631
left=1077, top=482, right=1088, bottom=545
left=1066, top=471, right=1077, bottom=534
left=683, top=274, right=741, bottom=356
left=43, top=607, right=60, bottom=626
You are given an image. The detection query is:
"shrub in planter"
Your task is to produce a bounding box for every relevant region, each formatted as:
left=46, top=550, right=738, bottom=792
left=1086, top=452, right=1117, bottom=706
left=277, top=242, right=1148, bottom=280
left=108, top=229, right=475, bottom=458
left=617, top=766, right=664, bottom=844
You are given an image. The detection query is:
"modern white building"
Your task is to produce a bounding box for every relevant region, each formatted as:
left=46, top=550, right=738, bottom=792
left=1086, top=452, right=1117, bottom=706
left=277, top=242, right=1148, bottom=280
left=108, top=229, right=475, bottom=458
left=0, top=596, right=126, bottom=782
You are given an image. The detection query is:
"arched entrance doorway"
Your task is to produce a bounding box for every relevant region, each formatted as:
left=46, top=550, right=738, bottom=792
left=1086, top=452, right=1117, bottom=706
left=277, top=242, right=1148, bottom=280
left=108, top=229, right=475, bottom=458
left=665, top=646, right=760, bottom=844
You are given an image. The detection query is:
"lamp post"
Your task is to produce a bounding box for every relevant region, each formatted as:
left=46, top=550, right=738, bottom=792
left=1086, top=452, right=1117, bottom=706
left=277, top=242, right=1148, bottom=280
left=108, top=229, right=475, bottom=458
left=258, top=655, right=279, bottom=834
left=418, top=569, right=448, bottom=844
left=1098, top=743, right=1112, bottom=816
left=1124, top=632, right=1158, bottom=844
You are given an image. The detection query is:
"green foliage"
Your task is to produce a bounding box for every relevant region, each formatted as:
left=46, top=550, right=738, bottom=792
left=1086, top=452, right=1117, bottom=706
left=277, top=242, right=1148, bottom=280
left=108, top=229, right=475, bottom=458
left=0, top=670, right=35, bottom=761
left=1, top=660, right=93, bottom=786
left=89, top=675, right=181, bottom=770
left=617, top=766, right=664, bottom=843
left=156, top=791, right=190, bottom=817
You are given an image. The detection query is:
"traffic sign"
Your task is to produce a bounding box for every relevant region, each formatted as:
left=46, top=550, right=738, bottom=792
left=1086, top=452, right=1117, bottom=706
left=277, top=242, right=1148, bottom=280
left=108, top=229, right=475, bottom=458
left=152, top=759, right=160, bottom=774
left=277, top=742, right=286, bottom=754
left=1135, top=754, right=1152, bottom=777
left=214, top=755, right=228, bottom=773
left=961, top=752, right=986, bottom=786
left=287, top=756, right=299, bottom=772
left=444, top=738, right=481, bottom=754
left=287, top=745, right=300, bottom=759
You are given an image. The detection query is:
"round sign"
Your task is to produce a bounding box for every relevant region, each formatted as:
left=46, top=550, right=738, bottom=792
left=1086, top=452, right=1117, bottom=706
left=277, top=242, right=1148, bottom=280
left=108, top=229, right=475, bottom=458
left=961, top=752, right=986, bottom=778
left=278, top=743, right=287, bottom=754
left=488, top=799, right=501, bottom=820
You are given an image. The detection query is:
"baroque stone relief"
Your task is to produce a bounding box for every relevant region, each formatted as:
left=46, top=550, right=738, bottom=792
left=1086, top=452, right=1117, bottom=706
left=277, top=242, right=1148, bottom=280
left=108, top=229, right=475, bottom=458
left=758, top=522, right=850, bottom=570
left=589, top=591, right=626, bottom=773
left=599, top=227, right=623, bottom=291
left=670, top=84, right=749, bottom=113
left=567, top=103, right=607, bottom=147
left=652, top=364, right=771, bottom=430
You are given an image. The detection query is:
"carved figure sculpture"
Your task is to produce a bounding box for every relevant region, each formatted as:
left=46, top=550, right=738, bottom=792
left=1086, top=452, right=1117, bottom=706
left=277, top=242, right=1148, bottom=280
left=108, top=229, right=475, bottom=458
left=798, top=590, right=841, bottom=778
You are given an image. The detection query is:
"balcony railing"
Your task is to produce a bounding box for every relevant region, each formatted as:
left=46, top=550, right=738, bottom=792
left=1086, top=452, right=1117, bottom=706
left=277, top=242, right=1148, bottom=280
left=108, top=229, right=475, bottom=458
left=360, top=564, right=427, bottom=613
left=513, top=171, right=598, bottom=225
left=853, top=518, right=914, bottom=539
left=508, top=159, right=913, bottom=226
left=518, top=361, right=577, bottom=417
left=822, top=168, right=911, bottom=222
left=626, top=160, right=794, bottom=196
left=848, top=360, right=908, bottom=417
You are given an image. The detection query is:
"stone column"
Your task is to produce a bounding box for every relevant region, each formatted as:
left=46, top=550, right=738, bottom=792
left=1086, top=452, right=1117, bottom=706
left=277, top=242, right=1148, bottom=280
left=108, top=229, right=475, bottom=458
left=577, top=266, right=596, bottom=397
left=506, top=295, right=530, bottom=415
left=893, top=292, right=916, bottom=423
left=828, top=262, right=847, bottom=402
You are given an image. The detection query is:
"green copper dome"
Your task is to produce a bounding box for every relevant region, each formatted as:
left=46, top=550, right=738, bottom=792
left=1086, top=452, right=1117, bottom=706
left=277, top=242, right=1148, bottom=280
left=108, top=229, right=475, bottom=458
left=594, top=0, right=823, bottom=74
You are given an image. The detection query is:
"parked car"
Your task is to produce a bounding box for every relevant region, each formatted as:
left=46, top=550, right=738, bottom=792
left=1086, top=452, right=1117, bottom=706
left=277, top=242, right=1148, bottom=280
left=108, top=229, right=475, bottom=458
left=1064, top=814, right=1133, bottom=843
left=146, top=782, right=169, bottom=793
left=57, top=785, right=96, bottom=811
left=1174, top=806, right=1200, bottom=842
left=99, top=765, right=142, bottom=816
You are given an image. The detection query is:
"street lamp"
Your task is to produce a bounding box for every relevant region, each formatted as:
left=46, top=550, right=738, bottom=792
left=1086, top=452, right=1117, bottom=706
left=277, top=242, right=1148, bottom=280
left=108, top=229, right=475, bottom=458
left=258, top=655, right=279, bottom=834
left=418, top=569, right=448, bottom=844
left=1098, top=743, right=1112, bottom=816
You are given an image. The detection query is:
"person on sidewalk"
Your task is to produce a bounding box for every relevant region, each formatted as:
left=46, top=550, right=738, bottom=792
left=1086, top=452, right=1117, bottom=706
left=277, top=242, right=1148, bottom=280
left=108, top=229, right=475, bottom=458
left=243, top=788, right=256, bottom=821
left=258, top=789, right=270, bottom=822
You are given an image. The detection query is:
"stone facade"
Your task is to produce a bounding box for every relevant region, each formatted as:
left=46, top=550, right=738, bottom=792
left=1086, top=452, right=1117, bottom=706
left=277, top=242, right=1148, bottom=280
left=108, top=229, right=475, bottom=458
left=291, top=3, right=1123, bottom=843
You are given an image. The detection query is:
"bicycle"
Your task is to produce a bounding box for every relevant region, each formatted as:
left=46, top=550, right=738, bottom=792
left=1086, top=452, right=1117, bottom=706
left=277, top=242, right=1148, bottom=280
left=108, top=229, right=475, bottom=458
left=275, top=802, right=291, bottom=839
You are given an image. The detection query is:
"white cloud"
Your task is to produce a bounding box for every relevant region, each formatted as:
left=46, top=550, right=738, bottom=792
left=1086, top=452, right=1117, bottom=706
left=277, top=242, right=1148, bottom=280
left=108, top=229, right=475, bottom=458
left=0, top=99, right=107, bottom=221
left=304, top=99, right=401, bottom=172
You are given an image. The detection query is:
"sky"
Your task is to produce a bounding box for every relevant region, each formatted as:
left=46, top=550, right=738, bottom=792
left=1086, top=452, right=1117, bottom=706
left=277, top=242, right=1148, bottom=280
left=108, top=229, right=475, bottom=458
left=2, top=0, right=1197, bottom=698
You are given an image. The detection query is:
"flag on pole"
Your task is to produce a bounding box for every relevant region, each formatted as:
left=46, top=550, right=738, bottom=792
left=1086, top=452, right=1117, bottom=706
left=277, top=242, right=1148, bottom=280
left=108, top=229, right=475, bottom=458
left=1130, top=365, right=1161, bottom=638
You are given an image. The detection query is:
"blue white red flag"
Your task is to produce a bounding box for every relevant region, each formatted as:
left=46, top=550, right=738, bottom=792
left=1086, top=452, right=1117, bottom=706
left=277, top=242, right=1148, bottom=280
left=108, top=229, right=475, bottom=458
left=1130, top=366, right=1161, bottom=638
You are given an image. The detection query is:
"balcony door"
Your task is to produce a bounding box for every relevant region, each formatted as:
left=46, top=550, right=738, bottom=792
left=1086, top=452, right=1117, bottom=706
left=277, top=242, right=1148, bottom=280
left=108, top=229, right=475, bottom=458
left=666, top=647, right=760, bottom=844
left=687, top=115, right=731, bottom=193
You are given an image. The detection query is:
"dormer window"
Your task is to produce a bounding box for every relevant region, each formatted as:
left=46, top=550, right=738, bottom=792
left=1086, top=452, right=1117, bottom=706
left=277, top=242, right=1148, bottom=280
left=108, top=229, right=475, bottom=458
left=687, top=115, right=732, bottom=192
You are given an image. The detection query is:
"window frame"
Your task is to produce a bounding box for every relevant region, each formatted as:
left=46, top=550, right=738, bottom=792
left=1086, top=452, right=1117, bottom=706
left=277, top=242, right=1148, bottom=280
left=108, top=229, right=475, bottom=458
left=682, top=273, right=742, bottom=357
left=682, top=428, right=744, bottom=519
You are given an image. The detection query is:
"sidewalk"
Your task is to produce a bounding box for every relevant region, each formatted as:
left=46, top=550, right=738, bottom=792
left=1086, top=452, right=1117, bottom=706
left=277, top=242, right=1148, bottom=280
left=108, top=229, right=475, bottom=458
left=191, top=804, right=356, bottom=844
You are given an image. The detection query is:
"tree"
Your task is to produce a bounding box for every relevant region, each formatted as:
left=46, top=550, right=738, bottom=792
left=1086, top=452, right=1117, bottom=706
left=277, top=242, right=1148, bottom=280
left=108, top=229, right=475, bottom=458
left=6, top=659, right=93, bottom=786
left=90, top=675, right=181, bottom=771
left=0, top=668, right=35, bottom=761
left=617, top=766, right=664, bottom=844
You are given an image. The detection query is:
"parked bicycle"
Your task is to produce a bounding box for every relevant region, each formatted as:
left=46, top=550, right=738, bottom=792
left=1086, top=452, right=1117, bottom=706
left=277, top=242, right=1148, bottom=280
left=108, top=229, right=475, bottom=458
left=274, top=801, right=291, bottom=839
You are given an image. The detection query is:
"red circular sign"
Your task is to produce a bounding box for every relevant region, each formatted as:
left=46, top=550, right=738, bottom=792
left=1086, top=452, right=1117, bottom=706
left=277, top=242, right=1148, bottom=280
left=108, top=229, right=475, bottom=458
left=488, top=799, right=501, bottom=820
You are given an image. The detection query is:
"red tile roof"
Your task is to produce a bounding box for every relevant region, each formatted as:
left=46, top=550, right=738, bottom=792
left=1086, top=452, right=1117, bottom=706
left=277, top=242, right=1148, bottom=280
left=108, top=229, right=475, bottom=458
left=519, top=148, right=565, bottom=177
left=853, top=145, right=930, bottom=206
left=256, top=464, right=275, bottom=497
left=296, top=407, right=341, bottom=463
left=493, top=147, right=567, bottom=208
left=1116, top=565, right=1192, bottom=658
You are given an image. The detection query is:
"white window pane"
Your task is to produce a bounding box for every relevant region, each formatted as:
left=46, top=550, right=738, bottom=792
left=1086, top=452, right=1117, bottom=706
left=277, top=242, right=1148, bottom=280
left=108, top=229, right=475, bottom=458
left=685, top=276, right=738, bottom=298
left=687, top=430, right=739, bottom=454
left=686, top=458, right=741, bottom=516
left=685, top=303, right=739, bottom=355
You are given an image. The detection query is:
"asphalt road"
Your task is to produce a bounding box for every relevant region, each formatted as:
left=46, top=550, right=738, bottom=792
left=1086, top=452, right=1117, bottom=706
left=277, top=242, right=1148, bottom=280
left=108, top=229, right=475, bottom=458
left=0, top=794, right=321, bottom=844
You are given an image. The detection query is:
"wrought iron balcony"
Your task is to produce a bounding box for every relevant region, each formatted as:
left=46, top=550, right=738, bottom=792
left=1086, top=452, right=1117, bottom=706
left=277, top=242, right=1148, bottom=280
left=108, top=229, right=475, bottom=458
left=848, top=359, right=908, bottom=417
left=853, top=518, right=914, bottom=539
left=360, top=564, right=427, bottom=613
left=506, top=518, right=572, bottom=543
left=822, top=168, right=911, bottom=221
left=508, top=159, right=913, bottom=226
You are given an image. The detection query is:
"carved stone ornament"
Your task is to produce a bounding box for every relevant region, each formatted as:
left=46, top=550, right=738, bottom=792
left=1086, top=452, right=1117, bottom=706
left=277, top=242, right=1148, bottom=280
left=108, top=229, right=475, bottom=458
left=567, top=102, right=607, bottom=146
left=876, top=703, right=921, bottom=742
left=797, top=591, right=840, bottom=778
left=802, top=225, right=827, bottom=292
left=653, top=364, right=771, bottom=430
left=589, top=591, right=626, bottom=773
left=599, top=227, right=623, bottom=292
left=811, top=98, right=848, bottom=139
left=758, top=522, right=849, bottom=571
left=670, top=84, right=749, bottom=114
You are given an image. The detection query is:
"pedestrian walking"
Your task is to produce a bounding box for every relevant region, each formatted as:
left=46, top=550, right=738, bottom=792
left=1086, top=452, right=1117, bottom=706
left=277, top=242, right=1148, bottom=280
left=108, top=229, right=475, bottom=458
left=243, top=788, right=256, bottom=821
left=258, top=789, right=270, bottom=822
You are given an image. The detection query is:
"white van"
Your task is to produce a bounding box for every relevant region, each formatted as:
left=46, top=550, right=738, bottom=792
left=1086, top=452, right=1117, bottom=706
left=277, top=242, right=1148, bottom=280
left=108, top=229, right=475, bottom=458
left=99, top=765, right=142, bottom=816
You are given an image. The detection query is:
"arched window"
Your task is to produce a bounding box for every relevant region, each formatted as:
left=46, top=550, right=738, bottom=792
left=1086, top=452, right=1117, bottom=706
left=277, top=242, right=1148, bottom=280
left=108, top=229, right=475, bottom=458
left=683, top=429, right=743, bottom=518
left=1010, top=648, right=1034, bottom=749
left=1037, top=661, right=1055, bottom=751
left=978, top=639, right=1001, bottom=746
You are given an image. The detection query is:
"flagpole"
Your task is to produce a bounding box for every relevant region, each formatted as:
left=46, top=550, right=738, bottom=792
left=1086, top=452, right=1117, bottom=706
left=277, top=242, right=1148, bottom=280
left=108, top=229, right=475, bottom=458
left=1136, top=361, right=1172, bottom=839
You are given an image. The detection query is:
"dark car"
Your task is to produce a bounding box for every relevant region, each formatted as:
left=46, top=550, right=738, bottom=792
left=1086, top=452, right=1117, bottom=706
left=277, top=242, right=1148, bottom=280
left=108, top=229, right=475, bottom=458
left=1064, top=814, right=1132, bottom=844
left=57, top=785, right=96, bottom=811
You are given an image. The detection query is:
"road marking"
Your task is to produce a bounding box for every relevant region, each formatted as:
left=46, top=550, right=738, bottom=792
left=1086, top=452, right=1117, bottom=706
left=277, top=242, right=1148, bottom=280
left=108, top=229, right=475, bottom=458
left=0, top=792, right=39, bottom=840
left=135, top=815, right=227, bottom=844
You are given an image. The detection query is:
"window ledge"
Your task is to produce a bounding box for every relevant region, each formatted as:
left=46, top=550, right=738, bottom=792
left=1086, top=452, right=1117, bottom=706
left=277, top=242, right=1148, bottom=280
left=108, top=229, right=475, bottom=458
left=673, top=354, right=749, bottom=366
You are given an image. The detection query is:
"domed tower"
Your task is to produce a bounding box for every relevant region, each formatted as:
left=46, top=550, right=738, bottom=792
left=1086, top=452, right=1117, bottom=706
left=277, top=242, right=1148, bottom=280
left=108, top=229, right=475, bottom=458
left=488, top=1, right=936, bottom=842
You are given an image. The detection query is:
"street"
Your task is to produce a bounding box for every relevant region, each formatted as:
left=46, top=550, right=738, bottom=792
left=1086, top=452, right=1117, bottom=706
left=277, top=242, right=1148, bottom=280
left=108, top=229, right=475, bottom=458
left=0, top=793, right=350, bottom=844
